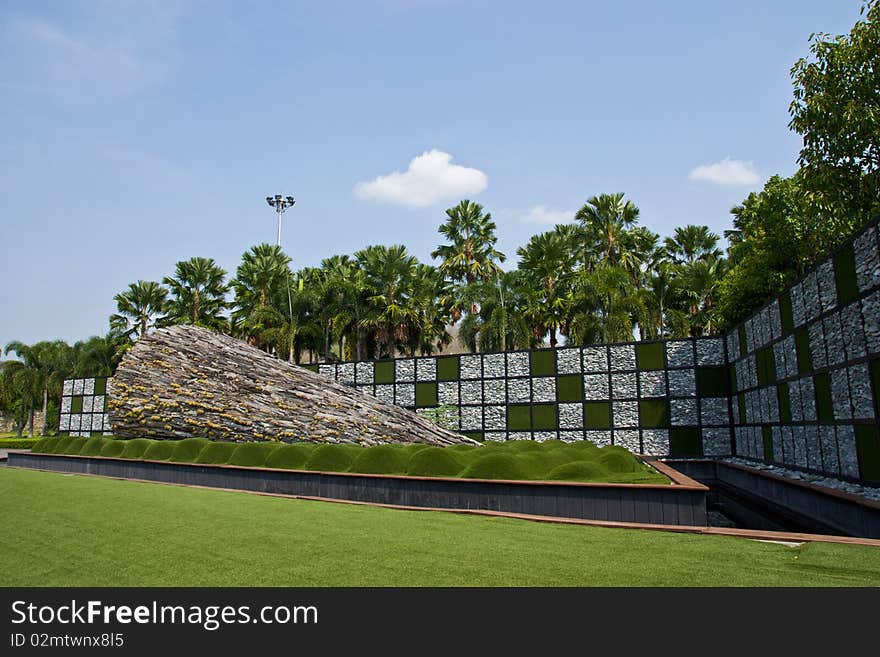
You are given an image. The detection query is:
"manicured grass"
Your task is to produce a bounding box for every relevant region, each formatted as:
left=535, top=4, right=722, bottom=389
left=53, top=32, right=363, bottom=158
left=1, top=467, right=879, bottom=586
left=30, top=436, right=668, bottom=485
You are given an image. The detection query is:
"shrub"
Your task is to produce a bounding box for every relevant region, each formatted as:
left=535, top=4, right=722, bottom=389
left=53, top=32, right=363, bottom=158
left=28, top=438, right=58, bottom=453
left=304, top=444, right=358, bottom=472
left=460, top=453, right=530, bottom=481
left=193, top=442, right=239, bottom=465
left=142, top=441, right=175, bottom=461
left=515, top=449, right=573, bottom=478
left=60, top=438, right=90, bottom=455
left=169, top=438, right=211, bottom=463
left=349, top=445, right=410, bottom=475
left=119, top=439, right=153, bottom=460
left=77, top=437, right=108, bottom=456
left=228, top=442, right=280, bottom=467
left=405, top=447, right=465, bottom=477
left=447, top=444, right=478, bottom=453
left=597, top=447, right=642, bottom=473
left=497, top=440, right=543, bottom=453
left=99, top=440, right=126, bottom=458
left=546, top=461, right=610, bottom=482
left=398, top=443, right=433, bottom=457
left=265, top=443, right=316, bottom=470
left=0, top=438, right=44, bottom=450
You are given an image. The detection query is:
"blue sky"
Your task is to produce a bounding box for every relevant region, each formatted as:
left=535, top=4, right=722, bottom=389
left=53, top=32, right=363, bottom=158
left=0, top=0, right=866, bottom=347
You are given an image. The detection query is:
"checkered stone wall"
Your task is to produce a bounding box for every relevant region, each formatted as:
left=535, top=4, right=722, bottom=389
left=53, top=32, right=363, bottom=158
left=58, top=377, right=112, bottom=437
left=306, top=335, right=730, bottom=457
left=729, top=216, right=880, bottom=484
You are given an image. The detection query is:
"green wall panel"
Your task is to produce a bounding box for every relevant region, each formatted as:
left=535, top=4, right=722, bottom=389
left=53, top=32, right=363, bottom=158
left=530, top=350, right=556, bottom=377
left=696, top=366, right=728, bottom=397
left=779, top=293, right=794, bottom=336
left=436, top=356, right=460, bottom=382
left=507, top=404, right=531, bottom=431
left=635, top=342, right=665, bottom=370
left=795, top=329, right=813, bottom=375
left=556, top=374, right=583, bottom=402
left=762, top=425, right=773, bottom=461
left=855, top=424, right=880, bottom=483
left=71, top=396, right=83, bottom=413
left=639, top=400, right=668, bottom=428
left=415, top=382, right=438, bottom=407
left=93, top=378, right=107, bottom=395
left=532, top=404, right=558, bottom=431
left=834, top=244, right=859, bottom=306
left=813, top=372, right=834, bottom=423
left=777, top=383, right=791, bottom=423
left=669, top=428, right=701, bottom=457
left=374, top=361, right=395, bottom=384
left=584, top=402, right=611, bottom=429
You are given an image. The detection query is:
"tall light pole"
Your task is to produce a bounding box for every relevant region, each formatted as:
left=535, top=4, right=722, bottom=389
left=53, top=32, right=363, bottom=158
left=266, top=193, right=297, bottom=362
left=266, top=194, right=295, bottom=247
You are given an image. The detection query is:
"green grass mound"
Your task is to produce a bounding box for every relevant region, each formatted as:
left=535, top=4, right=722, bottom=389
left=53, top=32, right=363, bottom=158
left=546, top=461, right=611, bottom=482
left=77, top=437, right=108, bottom=456
left=304, top=444, right=358, bottom=472
left=515, top=449, right=574, bottom=477
left=460, top=453, right=530, bottom=481
left=193, top=442, right=239, bottom=465
left=228, top=442, right=281, bottom=467
left=447, top=444, right=478, bottom=453
left=169, top=438, right=211, bottom=463
left=496, top=440, right=544, bottom=453
left=99, top=439, right=126, bottom=457
left=119, top=439, right=153, bottom=460
left=60, top=438, right=91, bottom=455
left=399, top=443, right=432, bottom=456
left=536, top=439, right=568, bottom=450
left=31, top=437, right=59, bottom=453
left=142, top=441, right=175, bottom=461
left=406, top=447, right=466, bottom=477
left=597, top=447, right=643, bottom=473
left=349, top=445, right=411, bottom=475
left=265, top=443, right=316, bottom=470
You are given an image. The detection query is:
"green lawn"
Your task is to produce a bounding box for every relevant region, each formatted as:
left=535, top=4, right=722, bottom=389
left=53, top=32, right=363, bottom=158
left=31, top=436, right=669, bottom=485
left=2, top=468, right=879, bottom=586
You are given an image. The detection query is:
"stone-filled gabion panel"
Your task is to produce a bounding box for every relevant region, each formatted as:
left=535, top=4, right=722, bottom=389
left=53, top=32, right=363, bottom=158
left=484, top=405, right=506, bottom=430
left=613, top=401, right=638, bottom=428
left=459, top=355, right=481, bottom=380
left=438, top=381, right=459, bottom=405
left=612, top=373, right=637, bottom=399
left=668, top=369, right=696, bottom=397
left=482, top=353, right=505, bottom=379
left=416, top=358, right=436, bottom=381
left=356, top=361, right=374, bottom=384
left=641, top=429, right=668, bottom=456
left=671, top=398, right=698, bottom=426
left=483, top=379, right=506, bottom=405
left=614, top=429, right=640, bottom=452
left=582, top=346, right=608, bottom=372
left=585, top=430, right=612, bottom=447
left=460, top=380, right=483, bottom=405
left=610, top=344, right=636, bottom=371
left=559, top=403, right=583, bottom=430
left=696, top=337, right=725, bottom=366
left=460, top=406, right=482, bottom=431
left=395, top=359, right=415, bottom=382
left=338, top=362, right=355, bottom=385
left=395, top=383, right=415, bottom=407
left=583, top=374, right=609, bottom=400
left=639, top=371, right=666, bottom=397
left=506, top=352, right=529, bottom=377
left=556, top=348, right=581, bottom=374
left=531, top=377, right=556, bottom=403
left=666, top=340, right=694, bottom=368
left=507, top=378, right=531, bottom=403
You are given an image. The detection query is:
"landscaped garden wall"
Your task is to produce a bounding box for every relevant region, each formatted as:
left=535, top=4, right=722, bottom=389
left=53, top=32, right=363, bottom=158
left=55, top=217, right=880, bottom=484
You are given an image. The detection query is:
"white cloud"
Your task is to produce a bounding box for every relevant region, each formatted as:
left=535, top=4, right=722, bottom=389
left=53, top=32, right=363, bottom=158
left=689, top=157, right=760, bottom=186
left=354, top=150, right=488, bottom=208
left=522, top=205, right=574, bottom=225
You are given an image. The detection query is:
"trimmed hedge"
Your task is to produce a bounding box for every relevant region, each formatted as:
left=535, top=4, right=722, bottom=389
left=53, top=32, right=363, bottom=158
left=0, top=438, right=43, bottom=450
left=23, top=435, right=667, bottom=484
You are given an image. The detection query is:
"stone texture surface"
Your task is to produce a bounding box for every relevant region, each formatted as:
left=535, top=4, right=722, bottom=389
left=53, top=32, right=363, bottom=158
left=460, top=355, right=481, bottom=379
left=854, top=225, right=880, bottom=293
left=666, top=340, right=694, bottom=368
left=668, top=369, right=696, bottom=397
left=582, top=346, right=608, bottom=372
left=613, top=401, right=638, bottom=428
left=639, top=371, right=666, bottom=397
left=482, top=353, right=505, bottom=379
left=614, top=429, right=640, bottom=452
left=483, top=379, right=506, bottom=405
left=531, top=377, right=556, bottom=403
left=416, top=358, right=436, bottom=381
left=556, top=348, right=581, bottom=374
left=506, top=352, right=529, bottom=377
left=583, top=373, right=609, bottom=400
left=609, top=344, right=635, bottom=371
left=507, top=378, right=531, bottom=403
left=817, top=260, right=838, bottom=312
left=559, top=403, right=583, bottom=429
left=108, top=325, right=476, bottom=446
left=395, top=359, right=415, bottom=382
left=585, top=430, right=612, bottom=447
left=671, top=398, right=698, bottom=426
left=641, top=429, right=668, bottom=456
left=611, top=373, right=637, bottom=399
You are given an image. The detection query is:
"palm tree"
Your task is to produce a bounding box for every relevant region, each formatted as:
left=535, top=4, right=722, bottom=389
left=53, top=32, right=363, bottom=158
left=231, top=244, right=291, bottom=351
left=664, top=225, right=722, bottom=265
left=676, top=258, right=726, bottom=336
left=356, top=244, right=420, bottom=358
left=432, top=200, right=506, bottom=287
left=516, top=229, right=577, bottom=347
left=73, top=331, right=129, bottom=377
left=162, top=257, right=229, bottom=329
left=3, top=340, right=72, bottom=435
left=575, top=193, right=641, bottom=266
left=110, top=280, right=169, bottom=340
